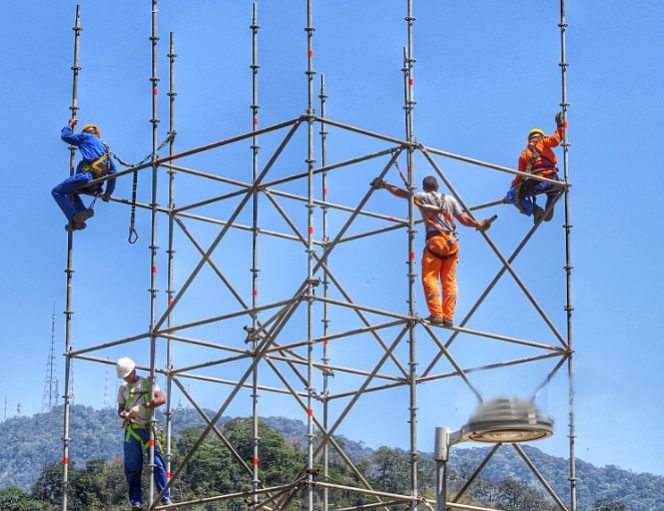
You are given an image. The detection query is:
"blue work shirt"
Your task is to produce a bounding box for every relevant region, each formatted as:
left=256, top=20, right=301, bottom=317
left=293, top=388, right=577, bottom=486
left=61, top=125, right=117, bottom=195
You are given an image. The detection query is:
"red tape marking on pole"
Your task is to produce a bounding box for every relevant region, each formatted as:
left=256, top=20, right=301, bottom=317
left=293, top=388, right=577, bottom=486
left=253, top=290, right=258, bottom=297
left=153, top=88, right=158, bottom=96
left=563, top=122, right=568, bottom=128
left=409, top=78, right=413, bottom=85
left=167, top=472, right=171, bottom=478
left=63, top=458, right=69, bottom=465
left=307, top=409, right=313, bottom=416
left=308, top=50, right=313, bottom=57
left=410, top=252, right=415, bottom=259
left=254, top=118, right=258, bottom=125
left=152, top=266, right=157, bottom=273
left=150, top=440, right=155, bottom=447
left=309, top=227, right=313, bottom=234
left=253, top=458, right=259, bottom=465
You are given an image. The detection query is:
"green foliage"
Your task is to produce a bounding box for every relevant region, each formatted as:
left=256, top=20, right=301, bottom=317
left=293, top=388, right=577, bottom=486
left=1, top=409, right=663, bottom=510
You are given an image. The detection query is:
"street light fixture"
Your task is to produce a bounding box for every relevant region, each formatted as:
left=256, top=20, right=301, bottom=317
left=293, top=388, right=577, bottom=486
left=434, top=397, right=553, bottom=511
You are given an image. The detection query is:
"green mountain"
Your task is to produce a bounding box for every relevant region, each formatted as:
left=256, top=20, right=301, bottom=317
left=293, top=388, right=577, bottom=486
left=0, top=406, right=660, bottom=510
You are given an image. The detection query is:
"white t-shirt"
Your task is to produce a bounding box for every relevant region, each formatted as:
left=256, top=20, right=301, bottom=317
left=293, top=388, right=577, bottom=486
left=414, top=191, right=462, bottom=236
left=117, top=376, right=161, bottom=426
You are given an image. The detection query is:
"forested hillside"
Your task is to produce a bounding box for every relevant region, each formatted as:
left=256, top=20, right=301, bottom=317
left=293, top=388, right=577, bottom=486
left=0, top=406, right=659, bottom=510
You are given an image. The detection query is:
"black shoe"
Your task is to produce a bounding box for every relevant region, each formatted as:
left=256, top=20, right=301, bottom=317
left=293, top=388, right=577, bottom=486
left=73, top=208, right=95, bottom=223
left=65, top=220, right=87, bottom=232
left=131, top=503, right=142, bottom=511
left=442, top=319, right=454, bottom=328
left=424, top=315, right=444, bottom=326
left=532, top=205, right=544, bottom=225
left=543, top=195, right=555, bottom=222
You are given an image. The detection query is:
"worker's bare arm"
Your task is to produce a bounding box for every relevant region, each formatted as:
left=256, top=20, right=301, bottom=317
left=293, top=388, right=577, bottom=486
left=146, top=390, right=166, bottom=410
left=384, top=183, right=408, bottom=199
left=456, top=213, right=479, bottom=228
left=118, top=405, right=127, bottom=418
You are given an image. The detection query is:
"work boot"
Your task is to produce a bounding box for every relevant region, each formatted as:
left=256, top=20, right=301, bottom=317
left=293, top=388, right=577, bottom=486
left=73, top=208, right=95, bottom=223
left=543, top=195, right=555, bottom=222
left=532, top=204, right=544, bottom=225
left=424, top=315, right=444, bottom=326
left=131, top=503, right=142, bottom=511
left=64, top=220, right=87, bottom=232
left=442, top=319, right=454, bottom=328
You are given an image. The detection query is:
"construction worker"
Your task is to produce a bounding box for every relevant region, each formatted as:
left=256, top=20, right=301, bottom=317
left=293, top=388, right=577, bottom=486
left=505, top=112, right=564, bottom=224
left=116, top=357, right=175, bottom=511
left=372, top=175, right=492, bottom=327
left=52, top=118, right=117, bottom=232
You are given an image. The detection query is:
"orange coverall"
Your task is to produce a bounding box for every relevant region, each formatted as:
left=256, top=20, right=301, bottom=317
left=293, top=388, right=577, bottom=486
left=422, top=233, right=459, bottom=320
left=510, top=127, right=564, bottom=188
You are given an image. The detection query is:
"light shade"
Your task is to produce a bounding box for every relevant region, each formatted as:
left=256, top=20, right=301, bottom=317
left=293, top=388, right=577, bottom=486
left=459, top=397, right=553, bottom=444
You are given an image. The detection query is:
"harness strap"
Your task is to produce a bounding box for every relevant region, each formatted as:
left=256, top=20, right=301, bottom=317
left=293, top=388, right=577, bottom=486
left=426, top=245, right=458, bottom=262
left=394, top=162, right=459, bottom=242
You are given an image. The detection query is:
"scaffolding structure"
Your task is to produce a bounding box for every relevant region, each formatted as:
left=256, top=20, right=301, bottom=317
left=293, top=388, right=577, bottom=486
left=60, top=2, right=575, bottom=511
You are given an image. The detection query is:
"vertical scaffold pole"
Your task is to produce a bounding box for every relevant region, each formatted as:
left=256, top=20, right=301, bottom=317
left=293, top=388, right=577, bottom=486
left=148, top=0, right=160, bottom=506
left=319, top=73, right=330, bottom=511
left=250, top=2, right=262, bottom=497
left=559, top=1, right=576, bottom=510
left=305, top=2, right=317, bottom=511
left=165, top=30, right=177, bottom=489
left=404, top=1, right=419, bottom=509
left=61, top=7, right=82, bottom=511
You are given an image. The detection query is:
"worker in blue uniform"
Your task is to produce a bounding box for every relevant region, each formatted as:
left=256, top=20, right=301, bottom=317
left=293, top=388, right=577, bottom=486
left=52, top=118, right=117, bottom=231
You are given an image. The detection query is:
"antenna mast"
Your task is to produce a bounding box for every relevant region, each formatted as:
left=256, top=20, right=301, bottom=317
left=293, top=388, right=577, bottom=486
left=41, top=306, right=60, bottom=413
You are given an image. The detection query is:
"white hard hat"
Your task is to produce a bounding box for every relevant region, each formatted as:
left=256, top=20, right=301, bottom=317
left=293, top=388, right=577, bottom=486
left=116, top=357, right=136, bottom=379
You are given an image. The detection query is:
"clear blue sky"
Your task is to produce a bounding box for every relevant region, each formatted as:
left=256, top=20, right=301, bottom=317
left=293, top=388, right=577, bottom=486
left=1, top=0, right=663, bottom=480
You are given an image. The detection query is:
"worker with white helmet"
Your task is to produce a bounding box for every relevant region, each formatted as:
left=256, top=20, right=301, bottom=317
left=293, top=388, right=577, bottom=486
left=116, top=357, right=175, bottom=511
left=52, top=118, right=117, bottom=232
left=505, top=112, right=565, bottom=224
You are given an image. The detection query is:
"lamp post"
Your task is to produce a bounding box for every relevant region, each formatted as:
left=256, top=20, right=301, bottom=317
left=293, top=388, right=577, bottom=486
left=434, top=397, right=553, bottom=511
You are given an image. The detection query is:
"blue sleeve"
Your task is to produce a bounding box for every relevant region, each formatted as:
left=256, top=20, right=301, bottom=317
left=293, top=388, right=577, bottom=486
left=61, top=125, right=87, bottom=146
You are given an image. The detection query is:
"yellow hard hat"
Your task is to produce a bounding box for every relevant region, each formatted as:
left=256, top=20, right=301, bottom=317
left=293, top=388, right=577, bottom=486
left=528, top=129, right=544, bottom=140
left=82, top=124, right=101, bottom=138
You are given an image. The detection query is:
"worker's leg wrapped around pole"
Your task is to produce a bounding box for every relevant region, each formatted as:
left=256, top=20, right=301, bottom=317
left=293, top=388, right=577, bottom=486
left=51, top=172, right=93, bottom=220
left=421, top=236, right=459, bottom=320
left=123, top=427, right=170, bottom=506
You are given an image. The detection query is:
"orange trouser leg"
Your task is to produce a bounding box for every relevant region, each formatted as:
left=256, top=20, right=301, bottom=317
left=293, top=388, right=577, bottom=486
left=421, top=236, right=459, bottom=319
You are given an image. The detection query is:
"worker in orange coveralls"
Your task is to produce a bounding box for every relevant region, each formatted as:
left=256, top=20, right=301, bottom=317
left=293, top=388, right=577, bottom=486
left=372, top=175, right=492, bottom=327
left=505, top=112, right=565, bottom=224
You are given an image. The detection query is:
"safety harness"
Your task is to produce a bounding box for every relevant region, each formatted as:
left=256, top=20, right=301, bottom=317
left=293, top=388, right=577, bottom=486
left=124, top=377, right=156, bottom=450
left=82, top=143, right=112, bottom=180
left=394, top=163, right=460, bottom=262
left=513, top=140, right=558, bottom=214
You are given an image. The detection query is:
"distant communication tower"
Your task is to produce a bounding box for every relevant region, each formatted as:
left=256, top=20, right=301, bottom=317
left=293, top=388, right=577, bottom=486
left=41, top=307, right=60, bottom=413
left=103, top=353, right=111, bottom=410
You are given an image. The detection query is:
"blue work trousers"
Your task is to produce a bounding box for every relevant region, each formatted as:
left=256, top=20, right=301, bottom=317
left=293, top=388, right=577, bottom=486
left=506, top=176, right=558, bottom=216
left=51, top=172, right=98, bottom=221
left=123, top=427, right=170, bottom=506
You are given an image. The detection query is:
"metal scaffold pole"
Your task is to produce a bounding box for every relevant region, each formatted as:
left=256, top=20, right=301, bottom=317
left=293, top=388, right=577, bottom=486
left=165, top=29, right=177, bottom=489
left=148, top=0, right=160, bottom=506
left=305, top=2, right=317, bottom=511
left=404, top=1, right=419, bottom=509
left=559, top=1, right=576, bottom=510
left=61, top=7, right=81, bottom=510
left=250, top=1, right=262, bottom=497
left=319, top=72, right=330, bottom=511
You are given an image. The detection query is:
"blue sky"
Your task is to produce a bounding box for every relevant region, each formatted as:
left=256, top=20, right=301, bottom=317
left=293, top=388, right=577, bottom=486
left=1, top=0, right=663, bottom=481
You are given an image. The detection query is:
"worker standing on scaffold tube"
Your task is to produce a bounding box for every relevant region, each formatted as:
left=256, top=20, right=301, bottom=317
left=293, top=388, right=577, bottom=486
left=52, top=118, right=117, bottom=232
left=372, top=175, right=492, bottom=327
left=116, top=357, right=176, bottom=511
left=505, top=112, right=564, bottom=224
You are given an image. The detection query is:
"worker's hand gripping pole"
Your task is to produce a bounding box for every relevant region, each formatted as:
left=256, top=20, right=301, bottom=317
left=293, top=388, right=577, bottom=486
left=476, top=214, right=498, bottom=233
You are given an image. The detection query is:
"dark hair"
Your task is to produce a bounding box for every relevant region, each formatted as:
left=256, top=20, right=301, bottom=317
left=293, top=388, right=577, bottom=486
left=422, top=176, right=438, bottom=192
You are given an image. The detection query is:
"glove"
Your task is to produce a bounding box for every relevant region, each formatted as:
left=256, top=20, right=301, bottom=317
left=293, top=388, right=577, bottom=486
left=476, top=215, right=497, bottom=232
left=121, top=405, right=144, bottom=429
left=555, top=111, right=564, bottom=127
left=370, top=177, right=386, bottom=189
